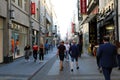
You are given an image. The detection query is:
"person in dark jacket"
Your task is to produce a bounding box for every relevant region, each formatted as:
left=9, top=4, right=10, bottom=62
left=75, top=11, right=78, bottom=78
left=39, top=43, right=44, bottom=62
left=69, top=40, right=79, bottom=72
left=57, top=41, right=66, bottom=71
left=97, top=36, right=117, bottom=80
left=24, top=44, right=30, bottom=62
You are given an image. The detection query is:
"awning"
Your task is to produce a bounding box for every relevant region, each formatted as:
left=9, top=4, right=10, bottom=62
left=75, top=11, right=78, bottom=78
left=104, top=11, right=114, bottom=22
left=80, top=14, right=96, bottom=25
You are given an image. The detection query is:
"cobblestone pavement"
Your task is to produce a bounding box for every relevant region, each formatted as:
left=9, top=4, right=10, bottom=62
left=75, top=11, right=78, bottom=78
left=30, top=53, right=120, bottom=80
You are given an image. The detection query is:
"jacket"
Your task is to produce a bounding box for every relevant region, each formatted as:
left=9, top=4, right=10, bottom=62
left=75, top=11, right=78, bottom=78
left=97, top=43, right=117, bottom=68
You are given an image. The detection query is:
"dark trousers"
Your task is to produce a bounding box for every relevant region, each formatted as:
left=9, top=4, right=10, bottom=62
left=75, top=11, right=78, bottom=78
left=96, top=56, right=100, bottom=68
left=39, top=53, right=44, bottom=60
left=25, top=50, right=29, bottom=60
left=33, top=50, right=38, bottom=60
left=102, top=67, right=112, bottom=80
left=117, top=55, right=120, bottom=67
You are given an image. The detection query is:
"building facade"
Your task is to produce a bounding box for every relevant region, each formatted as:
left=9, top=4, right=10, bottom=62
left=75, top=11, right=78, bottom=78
left=0, top=0, right=54, bottom=63
left=0, top=0, right=7, bottom=63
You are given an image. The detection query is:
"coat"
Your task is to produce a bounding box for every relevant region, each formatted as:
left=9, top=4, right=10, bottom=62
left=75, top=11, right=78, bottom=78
left=69, top=44, right=79, bottom=57
left=97, top=43, right=117, bottom=68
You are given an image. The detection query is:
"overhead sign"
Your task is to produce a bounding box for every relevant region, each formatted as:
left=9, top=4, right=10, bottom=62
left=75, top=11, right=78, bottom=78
left=31, top=2, right=36, bottom=15
left=80, top=0, right=87, bottom=14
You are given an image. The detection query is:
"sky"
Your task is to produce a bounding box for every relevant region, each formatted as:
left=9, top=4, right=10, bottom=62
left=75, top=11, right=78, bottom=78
left=51, top=0, right=76, bottom=40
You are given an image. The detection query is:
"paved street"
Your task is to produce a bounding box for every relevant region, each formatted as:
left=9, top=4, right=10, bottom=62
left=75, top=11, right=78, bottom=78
left=0, top=48, right=56, bottom=80
left=30, top=51, right=120, bottom=80
left=0, top=48, right=120, bottom=80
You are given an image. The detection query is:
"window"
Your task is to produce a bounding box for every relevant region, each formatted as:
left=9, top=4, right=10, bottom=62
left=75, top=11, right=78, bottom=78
left=18, top=0, right=22, bottom=8
left=24, top=0, right=29, bottom=12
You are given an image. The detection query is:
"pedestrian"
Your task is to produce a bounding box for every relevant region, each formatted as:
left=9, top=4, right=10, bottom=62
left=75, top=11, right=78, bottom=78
left=64, top=41, right=70, bottom=61
left=57, top=41, right=66, bottom=71
left=96, top=45, right=102, bottom=73
left=44, top=41, right=49, bottom=54
left=114, top=40, right=120, bottom=70
left=24, top=44, right=30, bottom=62
left=77, top=42, right=82, bottom=57
left=39, top=43, right=44, bottom=62
left=32, top=43, right=38, bottom=62
left=69, top=40, right=79, bottom=72
left=97, top=36, right=117, bottom=80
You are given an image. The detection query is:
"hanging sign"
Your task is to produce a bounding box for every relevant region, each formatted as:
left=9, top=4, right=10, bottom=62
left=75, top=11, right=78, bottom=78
left=31, top=2, right=36, bottom=15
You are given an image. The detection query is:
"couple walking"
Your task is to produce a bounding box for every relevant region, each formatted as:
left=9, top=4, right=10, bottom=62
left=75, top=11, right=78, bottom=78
left=24, top=43, right=44, bottom=62
left=57, top=40, right=79, bottom=71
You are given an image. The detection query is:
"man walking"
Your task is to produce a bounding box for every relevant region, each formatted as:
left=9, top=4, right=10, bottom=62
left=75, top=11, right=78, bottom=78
left=69, top=40, right=79, bottom=72
left=57, top=41, right=66, bottom=71
left=97, top=36, right=117, bottom=80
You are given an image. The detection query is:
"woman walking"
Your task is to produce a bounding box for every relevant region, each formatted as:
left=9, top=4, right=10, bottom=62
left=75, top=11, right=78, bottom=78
left=39, top=43, right=44, bottom=62
left=24, top=44, right=30, bottom=62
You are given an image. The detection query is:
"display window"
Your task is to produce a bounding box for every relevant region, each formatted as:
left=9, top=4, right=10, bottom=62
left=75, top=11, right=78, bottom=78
left=11, top=23, right=28, bottom=58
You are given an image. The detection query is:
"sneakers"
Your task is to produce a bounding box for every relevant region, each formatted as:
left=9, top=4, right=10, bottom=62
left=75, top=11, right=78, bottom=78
left=71, top=67, right=79, bottom=72
left=77, top=66, right=79, bottom=69
left=71, top=69, right=73, bottom=72
left=98, top=67, right=102, bottom=73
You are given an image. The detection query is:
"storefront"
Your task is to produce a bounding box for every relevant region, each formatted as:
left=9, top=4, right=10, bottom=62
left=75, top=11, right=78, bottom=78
left=0, top=18, right=3, bottom=63
left=10, top=22, right=28, bottom=59
left=97, top=11, right=115, bottom=44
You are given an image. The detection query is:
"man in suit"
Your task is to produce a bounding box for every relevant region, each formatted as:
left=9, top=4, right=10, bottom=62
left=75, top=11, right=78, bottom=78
left=97, top=36, right=117, bottom=80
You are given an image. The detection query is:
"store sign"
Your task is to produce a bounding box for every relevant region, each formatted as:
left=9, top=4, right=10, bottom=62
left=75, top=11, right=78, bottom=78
left=80, top=0, right=87, bottom=14
left=31, top=2, right=36, bottom=15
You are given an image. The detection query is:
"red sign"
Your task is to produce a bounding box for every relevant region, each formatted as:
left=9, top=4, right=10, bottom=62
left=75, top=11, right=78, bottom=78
left=80, top=0, right=87, bottom=14
left=31, top=2, right=36, bottom=15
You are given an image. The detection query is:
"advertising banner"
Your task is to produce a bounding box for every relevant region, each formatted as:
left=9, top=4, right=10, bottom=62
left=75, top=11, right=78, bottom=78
left=80, top=0, right=87, bottom=14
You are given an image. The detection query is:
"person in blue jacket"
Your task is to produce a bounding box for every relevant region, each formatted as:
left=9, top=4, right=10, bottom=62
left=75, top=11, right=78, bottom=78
left=97, top=36, right=117, bottom=80
left=69, top=40, right=79, bottom=72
